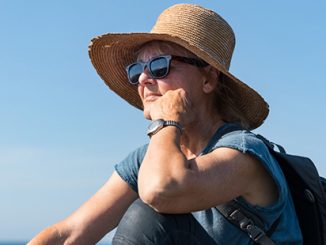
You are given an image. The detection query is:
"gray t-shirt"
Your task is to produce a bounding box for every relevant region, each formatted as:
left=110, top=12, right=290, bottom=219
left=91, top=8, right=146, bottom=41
left=115, top=123, right=302, bottom=244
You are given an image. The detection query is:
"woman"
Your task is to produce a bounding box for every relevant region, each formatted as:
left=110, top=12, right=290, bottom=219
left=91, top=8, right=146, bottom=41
left=29, top=4, right=302, bottom=244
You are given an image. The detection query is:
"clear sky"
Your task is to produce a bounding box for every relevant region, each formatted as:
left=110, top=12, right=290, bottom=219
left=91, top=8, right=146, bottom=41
left=0, top=0, right=325, bottom=242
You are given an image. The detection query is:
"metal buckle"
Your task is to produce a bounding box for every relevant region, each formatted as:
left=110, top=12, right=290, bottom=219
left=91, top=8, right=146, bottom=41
left=230, top=209, right=267, bottom=243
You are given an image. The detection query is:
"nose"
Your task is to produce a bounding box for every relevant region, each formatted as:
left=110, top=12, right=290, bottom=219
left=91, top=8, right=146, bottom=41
left=138, top=69, right=155, bottom=86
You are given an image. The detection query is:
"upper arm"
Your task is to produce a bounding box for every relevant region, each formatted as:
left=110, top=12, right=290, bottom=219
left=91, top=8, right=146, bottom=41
left=188, top=147, right=277, bottom=208
left=60, top=171, right=138, bottom=243
left=147, top=147, right=277, bottom=213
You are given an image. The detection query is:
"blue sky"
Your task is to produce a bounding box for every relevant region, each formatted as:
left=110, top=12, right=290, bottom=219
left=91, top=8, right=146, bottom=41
left=0, top=0, right=325, bottom=242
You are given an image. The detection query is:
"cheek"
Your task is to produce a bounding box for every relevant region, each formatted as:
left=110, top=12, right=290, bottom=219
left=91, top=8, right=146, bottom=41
left=173, top=76, right=200, bottom=95
left=159, top=83, right=176, bottom=94
left=173, top=68, right=203, bottom=88
left=138, top=85, right=144, bottom=100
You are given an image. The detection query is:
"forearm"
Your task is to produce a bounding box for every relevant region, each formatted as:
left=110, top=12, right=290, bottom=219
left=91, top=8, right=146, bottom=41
left=28, top=223, right=68, bottom=245
left=28, top=210, right=116, bottom=245
left=138, top=126, right=192, bottom=207
left=29, top=172, right=137, bottom=244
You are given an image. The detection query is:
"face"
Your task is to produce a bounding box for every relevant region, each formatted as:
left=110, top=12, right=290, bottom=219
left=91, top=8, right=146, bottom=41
left=133, top=41, right=211, bottom=119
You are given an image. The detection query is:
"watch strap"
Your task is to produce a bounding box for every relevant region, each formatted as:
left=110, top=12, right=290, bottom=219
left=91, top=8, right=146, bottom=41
left=147, top=119, right=183, bottom=137
left=163, top=120, right=183, bottom=134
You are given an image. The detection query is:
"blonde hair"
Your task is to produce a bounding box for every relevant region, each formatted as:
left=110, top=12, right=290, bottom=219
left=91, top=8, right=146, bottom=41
left=214, top=75, right=250, bottom=129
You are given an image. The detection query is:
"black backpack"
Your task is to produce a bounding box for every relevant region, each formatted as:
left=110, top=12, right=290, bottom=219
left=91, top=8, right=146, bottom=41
left=216, top=131, right=326, bottom=245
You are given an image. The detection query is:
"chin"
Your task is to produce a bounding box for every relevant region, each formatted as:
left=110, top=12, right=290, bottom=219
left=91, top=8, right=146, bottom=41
left=143, top=107, right=152, bottom=120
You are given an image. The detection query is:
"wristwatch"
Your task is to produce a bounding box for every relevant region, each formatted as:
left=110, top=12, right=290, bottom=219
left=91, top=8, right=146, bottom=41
left=147, top=119, right=183, bottom=137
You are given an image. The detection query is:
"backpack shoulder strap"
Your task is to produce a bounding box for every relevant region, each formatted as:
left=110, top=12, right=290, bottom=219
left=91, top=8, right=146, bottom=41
left=216, top=201, right=278, bottom=245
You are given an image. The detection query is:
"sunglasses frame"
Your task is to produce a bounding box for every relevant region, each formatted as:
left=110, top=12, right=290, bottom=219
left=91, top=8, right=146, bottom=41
left=126, top=55, right=208, bottom=85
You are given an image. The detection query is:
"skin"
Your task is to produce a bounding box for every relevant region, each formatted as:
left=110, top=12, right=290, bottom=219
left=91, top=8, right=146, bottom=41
left=28, top=172, right=138, bottom=244
left=136, top=42, right=278, bottom=213
left=28, top=41, right=278, bottom=244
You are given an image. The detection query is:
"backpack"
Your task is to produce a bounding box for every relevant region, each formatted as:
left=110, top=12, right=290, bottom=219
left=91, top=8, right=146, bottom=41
left=216, top=130, right=326, bottom=245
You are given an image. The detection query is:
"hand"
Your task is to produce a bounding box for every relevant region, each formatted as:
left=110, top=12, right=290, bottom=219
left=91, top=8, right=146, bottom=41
left=149, top=89, right=194, bottom=126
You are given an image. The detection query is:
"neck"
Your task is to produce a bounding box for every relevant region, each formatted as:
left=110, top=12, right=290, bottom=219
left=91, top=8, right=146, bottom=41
left=180, top=114, right=224, bottom=158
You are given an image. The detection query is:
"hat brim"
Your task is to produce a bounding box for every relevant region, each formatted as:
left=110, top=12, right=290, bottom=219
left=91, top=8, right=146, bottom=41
left=89, top=32, right=269, bottom=130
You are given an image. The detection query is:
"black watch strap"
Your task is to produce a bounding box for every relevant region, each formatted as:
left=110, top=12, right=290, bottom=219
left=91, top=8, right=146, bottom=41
left=164, top=120, right=183, bottom=133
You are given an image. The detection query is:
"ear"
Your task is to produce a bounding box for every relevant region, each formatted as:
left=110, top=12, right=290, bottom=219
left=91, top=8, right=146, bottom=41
left=202, top=67, right=220, bottom=94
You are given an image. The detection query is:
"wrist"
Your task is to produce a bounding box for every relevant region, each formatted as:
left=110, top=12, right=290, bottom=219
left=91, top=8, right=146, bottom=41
left=147, top=119, right=183, bottom=137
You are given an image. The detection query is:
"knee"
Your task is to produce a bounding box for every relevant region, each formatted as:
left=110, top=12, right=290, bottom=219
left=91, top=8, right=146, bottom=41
left=112, top=199, right=216, bottom=245
left=113, top=199, right=164, bottom=244
left=115, top=199, right=161, bottom=232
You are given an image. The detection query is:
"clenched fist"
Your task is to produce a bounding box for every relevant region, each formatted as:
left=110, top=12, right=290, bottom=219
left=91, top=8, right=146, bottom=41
left=149, top=89, right=195, bottom=127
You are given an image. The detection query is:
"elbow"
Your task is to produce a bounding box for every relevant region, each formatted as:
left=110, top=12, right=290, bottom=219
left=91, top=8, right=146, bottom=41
left=138, top=187, right=162, bottom=212
left=138, top=177, right=180, bottom=213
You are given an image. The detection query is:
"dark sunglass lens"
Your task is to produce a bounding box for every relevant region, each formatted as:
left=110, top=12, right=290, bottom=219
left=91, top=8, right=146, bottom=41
left=128, top=63, right=143, bottom=84
left=150, top=57, right=169, bottom=78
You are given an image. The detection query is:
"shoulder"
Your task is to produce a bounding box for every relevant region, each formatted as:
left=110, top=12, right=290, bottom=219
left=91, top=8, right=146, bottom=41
left=198, top=129, right=280, bottom=207
left=211, top=129, right=289, bottom=206
left=114, top=143, right=149, bottom=193
left=212, top=130, right=276, bottom=170
left=214, top=129, right=265, bottom=151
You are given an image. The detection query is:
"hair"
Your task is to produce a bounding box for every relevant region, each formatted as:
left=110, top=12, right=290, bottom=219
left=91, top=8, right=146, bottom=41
left=135, top=40, right=250, bottom=129
left=214, top=75, right=250, bottom=129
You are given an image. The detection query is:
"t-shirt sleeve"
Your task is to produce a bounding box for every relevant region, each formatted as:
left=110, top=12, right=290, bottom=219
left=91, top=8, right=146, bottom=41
left=114, top=144, right=148, bottom=193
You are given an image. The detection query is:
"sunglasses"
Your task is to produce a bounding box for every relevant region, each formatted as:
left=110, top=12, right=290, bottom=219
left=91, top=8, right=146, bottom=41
left=126, top=55, right=208, bottom=85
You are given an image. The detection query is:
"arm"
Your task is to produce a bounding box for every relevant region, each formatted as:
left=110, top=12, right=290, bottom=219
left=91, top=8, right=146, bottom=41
left=139, top=128, right=277, bottom=213
left=28, top=171, right=138, bottom=244
left=138, top=89, right=277, bottom=213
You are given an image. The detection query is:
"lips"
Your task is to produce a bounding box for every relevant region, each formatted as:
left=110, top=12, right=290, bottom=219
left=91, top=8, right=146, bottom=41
left=144, top=93, right=161, bottom=102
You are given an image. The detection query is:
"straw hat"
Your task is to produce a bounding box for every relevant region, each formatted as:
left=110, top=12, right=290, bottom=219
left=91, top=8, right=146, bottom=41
left=88, top=4, right=269, bottom=129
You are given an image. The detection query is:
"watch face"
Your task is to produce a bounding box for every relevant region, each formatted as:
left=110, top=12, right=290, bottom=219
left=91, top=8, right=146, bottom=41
left=147, top=119, right=164, bottom=136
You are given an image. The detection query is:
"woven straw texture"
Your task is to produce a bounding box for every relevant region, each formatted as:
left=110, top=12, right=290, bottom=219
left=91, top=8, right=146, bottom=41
left=88, top=4, right=269, bottom=129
